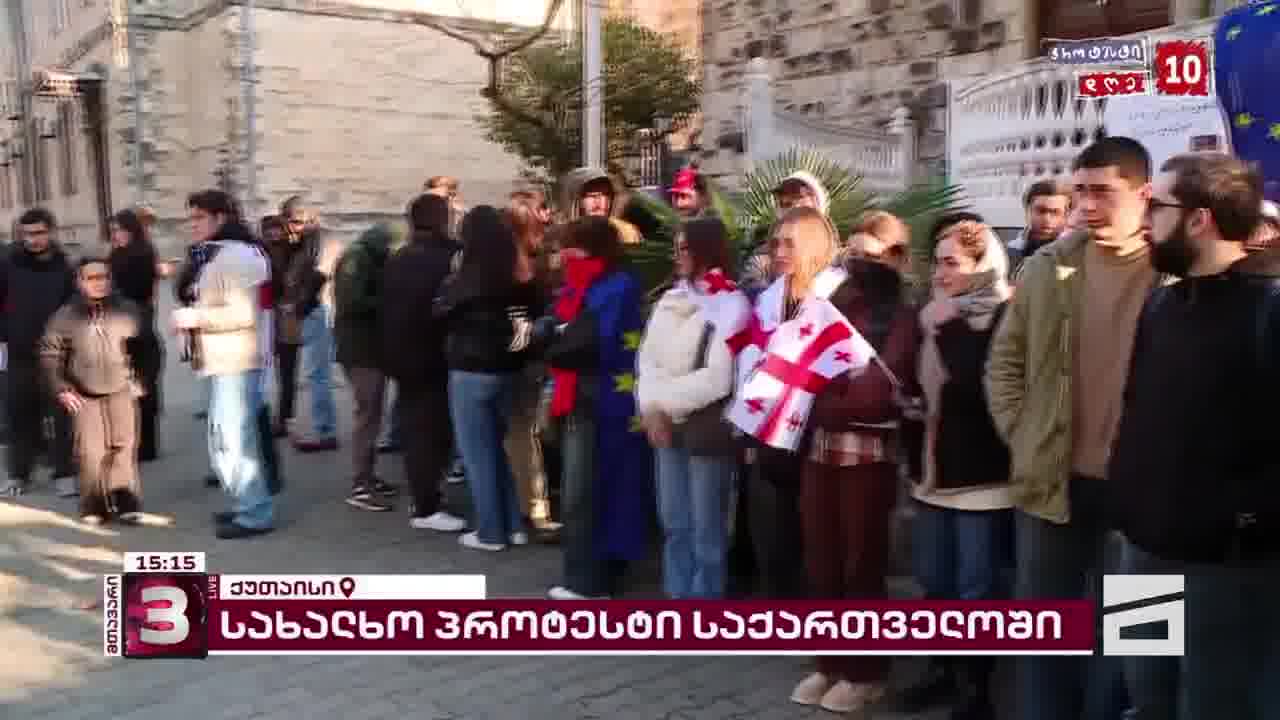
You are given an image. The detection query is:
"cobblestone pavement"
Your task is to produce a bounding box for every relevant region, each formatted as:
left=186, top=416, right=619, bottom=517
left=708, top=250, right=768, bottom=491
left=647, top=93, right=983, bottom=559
left=0, top=298, right=969, bottom=720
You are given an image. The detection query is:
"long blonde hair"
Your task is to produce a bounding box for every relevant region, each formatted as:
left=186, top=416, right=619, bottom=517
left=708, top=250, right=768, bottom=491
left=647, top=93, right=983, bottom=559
left=772, top=207, right=838, bottom=300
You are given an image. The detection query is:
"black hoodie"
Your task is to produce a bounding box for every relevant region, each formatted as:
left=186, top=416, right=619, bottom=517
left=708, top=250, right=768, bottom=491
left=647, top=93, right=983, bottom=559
left=380, top=229, right=459, bottom=383
left=0, top=243, right=77, bottom=369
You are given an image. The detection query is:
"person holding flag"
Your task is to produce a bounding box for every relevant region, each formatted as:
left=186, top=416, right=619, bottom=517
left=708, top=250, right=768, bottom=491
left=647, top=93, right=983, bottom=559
left=726, top=206, right=863, bottom=601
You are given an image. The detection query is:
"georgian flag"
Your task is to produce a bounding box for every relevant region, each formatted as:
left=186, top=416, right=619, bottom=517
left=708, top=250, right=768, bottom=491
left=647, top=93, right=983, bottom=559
left=726, top=268, right=875, bottom=451
left=689, top=268, right=751, bottom=342
left=727, top=266, right=848, bottom=390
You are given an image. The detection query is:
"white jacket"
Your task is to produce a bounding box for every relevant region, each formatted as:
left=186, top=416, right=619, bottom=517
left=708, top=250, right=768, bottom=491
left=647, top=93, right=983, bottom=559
left=191, top=241, right=271, bottom=376
left=636, top=284, right=748, bottom=424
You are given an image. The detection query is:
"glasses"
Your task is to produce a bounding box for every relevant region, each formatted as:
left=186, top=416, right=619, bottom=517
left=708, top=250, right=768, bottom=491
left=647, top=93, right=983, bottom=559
left=1145, top=199, right=1189, bottom=219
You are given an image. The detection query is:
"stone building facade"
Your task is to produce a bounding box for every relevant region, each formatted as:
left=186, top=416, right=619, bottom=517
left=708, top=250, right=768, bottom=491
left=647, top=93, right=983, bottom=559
left=0, top=0, right=582, bottom=251
left=695, top=0, right=1216, bottom=183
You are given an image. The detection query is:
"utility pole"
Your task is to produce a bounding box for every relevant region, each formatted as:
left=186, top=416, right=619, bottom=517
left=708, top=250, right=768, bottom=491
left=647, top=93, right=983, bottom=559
left=582, top=0, right=603, bottom=168
left=7, top=0, right=35, bottom=205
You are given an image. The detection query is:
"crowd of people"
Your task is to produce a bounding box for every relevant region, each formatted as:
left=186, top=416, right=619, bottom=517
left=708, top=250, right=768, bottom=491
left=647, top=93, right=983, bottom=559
left=1, top=137, right=1278, bottom=719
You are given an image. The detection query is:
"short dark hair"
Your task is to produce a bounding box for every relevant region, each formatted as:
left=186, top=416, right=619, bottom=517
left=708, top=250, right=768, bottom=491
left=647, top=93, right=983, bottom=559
left=407, top=193, right=450, bottom=239
left=681, top=217, right=735, bottom=278
left=1024, top=179, right=1071, bottom=208
left=187, top=190, right=238, bottom=220
left=1072, top=136, right=1152, bottom=184
left=18, top=207, right=56, bottom=228
left=261, top=214, right=284, bottom=233
left=78, top=256, right=109, bottom=272
left=1161, top=153, right=1264, bottom=243
left=568, top=216, right=623, bottom=267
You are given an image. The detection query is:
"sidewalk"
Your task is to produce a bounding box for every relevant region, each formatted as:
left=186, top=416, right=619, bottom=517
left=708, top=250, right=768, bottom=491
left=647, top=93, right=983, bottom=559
left=0, top=301, right=960, bottom=720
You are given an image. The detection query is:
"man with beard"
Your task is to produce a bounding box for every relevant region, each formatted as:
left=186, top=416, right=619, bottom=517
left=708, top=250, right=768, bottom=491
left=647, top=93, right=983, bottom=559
left=1007, top=180, right=1071, bottom=279
left=985, top=137, right=1168, bottom=720
left=669, top=165, right=711, bottom=219
left=0, top=208, right=77, bottom=496
left=1108, top=153, right=1278, bottom=720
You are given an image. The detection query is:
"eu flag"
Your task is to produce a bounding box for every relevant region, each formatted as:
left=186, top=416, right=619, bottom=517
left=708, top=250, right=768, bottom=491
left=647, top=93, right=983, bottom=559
left=1217, top=2, right=1280, bottom=202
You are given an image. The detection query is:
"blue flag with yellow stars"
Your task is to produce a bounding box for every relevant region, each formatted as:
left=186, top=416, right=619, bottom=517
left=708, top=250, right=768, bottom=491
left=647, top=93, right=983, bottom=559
left=584, top=268, right=654, bottom=561
left=1217, top=1, right=1280, bottom=202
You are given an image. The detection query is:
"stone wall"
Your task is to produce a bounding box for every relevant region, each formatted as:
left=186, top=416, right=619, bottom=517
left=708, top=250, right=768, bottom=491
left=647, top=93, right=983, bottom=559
left=698, top=0, right=1033, bottom=182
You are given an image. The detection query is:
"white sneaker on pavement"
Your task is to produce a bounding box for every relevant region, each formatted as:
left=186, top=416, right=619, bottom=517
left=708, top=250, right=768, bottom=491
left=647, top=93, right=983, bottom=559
left=458, top=531, right=505, bottom=552
left=509, top=531, right=529, bottom=546
left=547, top=585, right=606, bottom=600
left=410, top=512, right=466, bottom=533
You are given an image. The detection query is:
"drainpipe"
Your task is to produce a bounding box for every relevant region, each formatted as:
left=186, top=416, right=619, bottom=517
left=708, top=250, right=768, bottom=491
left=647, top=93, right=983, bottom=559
left=240, top=0, right=257, bottom=220
left=8, top=0, right=34, bottom=204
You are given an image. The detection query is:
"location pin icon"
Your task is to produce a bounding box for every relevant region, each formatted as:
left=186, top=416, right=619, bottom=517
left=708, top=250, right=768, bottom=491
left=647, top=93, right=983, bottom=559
left=339, top=577, right=355, bottom=598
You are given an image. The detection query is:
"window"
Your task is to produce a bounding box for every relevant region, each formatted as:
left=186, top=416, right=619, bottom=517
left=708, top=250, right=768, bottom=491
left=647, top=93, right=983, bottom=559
left=59, top=104, right=78, bottom=197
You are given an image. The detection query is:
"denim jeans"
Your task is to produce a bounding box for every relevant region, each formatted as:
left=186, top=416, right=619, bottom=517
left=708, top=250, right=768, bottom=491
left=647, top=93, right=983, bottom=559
left=209, top=369, right=274, bottom=529
left=655, top=446, right=735, bottom=599
left=1015, top=476, right=1129, bottom=720
left=1120, top=541, right=1184, bottom=720
left=913, top=501, right=1014, bottom=600
left=300, top=305, right=337, bottom=438
left=448, top=371, right=524, bottom=545
left=1183, top=554, right=1280, bottom=720
left=379, top=381, right=402, bottom=446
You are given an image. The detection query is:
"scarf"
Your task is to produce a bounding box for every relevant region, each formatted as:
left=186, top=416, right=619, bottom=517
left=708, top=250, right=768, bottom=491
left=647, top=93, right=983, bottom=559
left=550, top=251, right=609, bottom=418
left=917, top=236, right=1011, bottom=492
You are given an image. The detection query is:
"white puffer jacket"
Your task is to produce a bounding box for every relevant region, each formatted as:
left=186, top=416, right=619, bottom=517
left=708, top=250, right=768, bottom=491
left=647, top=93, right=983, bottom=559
left=636, top=284, right=747, bottom=424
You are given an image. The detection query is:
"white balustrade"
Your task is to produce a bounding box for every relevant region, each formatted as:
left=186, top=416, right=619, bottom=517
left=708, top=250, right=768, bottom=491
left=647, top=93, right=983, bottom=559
left=743, top=57, right=914, bottom=196
left=948, top=18, right=1219, bottom=228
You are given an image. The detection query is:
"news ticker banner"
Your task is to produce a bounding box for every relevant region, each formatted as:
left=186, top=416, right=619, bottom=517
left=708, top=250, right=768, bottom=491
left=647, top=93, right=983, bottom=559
left=106, top=553, right=1185, bottom=658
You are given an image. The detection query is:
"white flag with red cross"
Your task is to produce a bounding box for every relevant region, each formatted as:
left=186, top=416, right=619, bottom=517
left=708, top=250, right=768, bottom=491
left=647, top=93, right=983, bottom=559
left=727, top=292, right=875, bottom=451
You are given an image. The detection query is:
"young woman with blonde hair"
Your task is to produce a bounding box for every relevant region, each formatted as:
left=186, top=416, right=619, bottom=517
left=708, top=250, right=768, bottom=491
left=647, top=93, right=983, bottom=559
left=743, top=207, right=846, bottom=601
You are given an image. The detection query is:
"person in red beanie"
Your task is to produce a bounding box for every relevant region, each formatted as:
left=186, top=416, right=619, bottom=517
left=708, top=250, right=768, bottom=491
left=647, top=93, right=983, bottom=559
left=670, top=166, right=711, bottom=219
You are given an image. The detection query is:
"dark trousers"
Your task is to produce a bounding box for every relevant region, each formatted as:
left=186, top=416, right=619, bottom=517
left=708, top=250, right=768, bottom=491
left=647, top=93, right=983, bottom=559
left=727, top=454, right=757, bottom=594
left=74, top=391, right=139, bottom=517
left=276, top=343, right=300, bottom=423
left=6, top=366, right=74, bottom=483
left=800, top=460, right=898, bottom=683
left=747, top=446, right=807, bottom=598
left=132, top=328, right=163, bottom=460
left=559, top=411, right=627, bottom=597
left=401, top=379, right=450, bottom=518
left=1015, top=475, right=1129, bottom=720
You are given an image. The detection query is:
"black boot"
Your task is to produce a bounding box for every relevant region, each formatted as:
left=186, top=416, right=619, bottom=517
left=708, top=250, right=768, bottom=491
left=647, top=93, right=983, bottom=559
left=949, top=657, right=996, bottom=720
left=891, top=657, right=957, bottom=713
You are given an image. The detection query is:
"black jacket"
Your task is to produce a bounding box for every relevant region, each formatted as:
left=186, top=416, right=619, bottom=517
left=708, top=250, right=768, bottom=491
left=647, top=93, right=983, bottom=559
left=931, top=306, right=1011, bottom=491
left=1109, top=264, right=1280, bottom=563
left=444, top=280, right=546, bottom=375
left=40, top=295, right=141, bottom=397
left=267, top=227, right=327, bottom=317
left=0, top=244, right=77, bottom=369
left=381, top=233, right=458, bottom=383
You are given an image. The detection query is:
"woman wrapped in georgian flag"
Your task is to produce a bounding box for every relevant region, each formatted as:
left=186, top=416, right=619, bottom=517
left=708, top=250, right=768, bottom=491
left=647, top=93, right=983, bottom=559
left=635, top=218, right=750, bottom=600
left=728, top=207, right=921, bottom=714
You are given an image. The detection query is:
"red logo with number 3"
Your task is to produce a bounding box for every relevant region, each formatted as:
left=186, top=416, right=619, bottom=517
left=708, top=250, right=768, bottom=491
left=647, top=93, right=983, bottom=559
left=1154, top=40, right=1211, bottom=96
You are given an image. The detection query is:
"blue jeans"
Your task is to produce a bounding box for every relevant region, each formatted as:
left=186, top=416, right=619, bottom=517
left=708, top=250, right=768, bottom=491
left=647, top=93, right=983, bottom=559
left=449, top=371, right=524, bottom=545
left=913, top=500, right=1013, bottom=600
left=1183, top=554, right=1280, bottom=720
left=655, top=447, right=734, bottom=599
left=1120, top=541, right=1184, bottom=720
left=300, top=305, right=337, bottom=437
left=209, top=369, right=274, bottom=529
left=380, top=381, right=402, bottom=446
left=1015, top=476, right=1129, bottom=720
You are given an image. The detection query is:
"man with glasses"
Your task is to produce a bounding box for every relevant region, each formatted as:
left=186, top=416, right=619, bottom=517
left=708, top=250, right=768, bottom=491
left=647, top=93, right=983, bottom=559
left=1109, top=153, right=1280, bottom=720
left=986, top=136, right=1168, bottom=720
left=0, top=208, right=77, bottom=496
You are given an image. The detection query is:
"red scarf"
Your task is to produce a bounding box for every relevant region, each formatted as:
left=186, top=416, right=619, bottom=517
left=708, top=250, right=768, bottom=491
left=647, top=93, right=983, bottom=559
left=550, top=252, right=609, bottom=417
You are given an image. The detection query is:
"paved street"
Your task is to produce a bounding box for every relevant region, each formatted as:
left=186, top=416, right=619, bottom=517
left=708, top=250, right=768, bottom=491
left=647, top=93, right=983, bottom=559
left=0, top=295, right=969, bottom=720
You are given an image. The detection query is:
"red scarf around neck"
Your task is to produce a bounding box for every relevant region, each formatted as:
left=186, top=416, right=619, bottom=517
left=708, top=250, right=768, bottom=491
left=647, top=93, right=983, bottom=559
left=550, top=252, right=609, bottom=417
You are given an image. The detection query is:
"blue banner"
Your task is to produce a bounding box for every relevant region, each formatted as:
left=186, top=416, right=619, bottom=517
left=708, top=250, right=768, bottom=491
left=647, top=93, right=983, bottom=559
left=1216, top=2, right=1280, bottom=202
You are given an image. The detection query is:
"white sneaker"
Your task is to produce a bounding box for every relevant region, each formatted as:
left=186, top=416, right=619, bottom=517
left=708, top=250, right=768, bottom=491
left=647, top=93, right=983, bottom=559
left=1, top=478, right=25, bottom=496
left=509, top=531, right=529, bottom=546
left=546, top=585, right=605, bottom=600
left=789, top=672, right=834, bottom=706
left=56, top=476, right=79, bottom=498
left=458, top=531, right=505, bottom=552
left=410, top=512, right=466, bottom=533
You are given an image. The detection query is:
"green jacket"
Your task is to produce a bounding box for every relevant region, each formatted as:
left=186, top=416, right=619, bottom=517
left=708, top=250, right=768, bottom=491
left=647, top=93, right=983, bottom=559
left=333, top=222, right=401, bottom=369
left=984, top=231, right=1174, bottom=524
